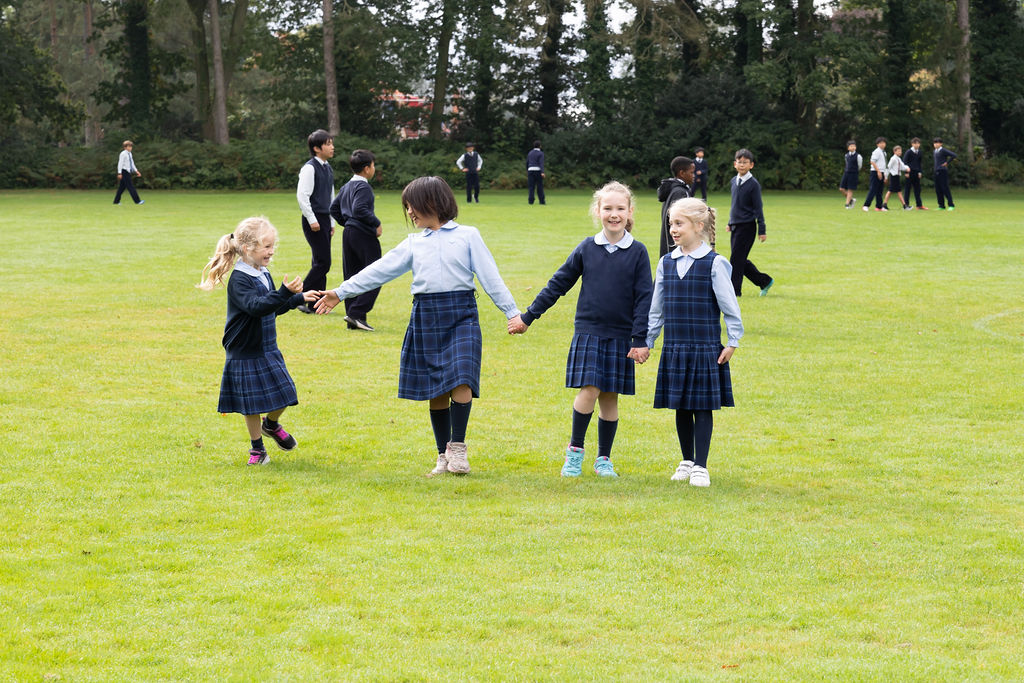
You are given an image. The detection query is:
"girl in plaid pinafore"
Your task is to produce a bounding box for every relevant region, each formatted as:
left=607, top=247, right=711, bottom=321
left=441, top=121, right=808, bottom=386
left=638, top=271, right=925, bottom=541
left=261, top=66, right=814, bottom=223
left=647, top=198, right=743, bottom=487
left=199, top=217, right=319, bottom=465
left=315, top=177, right=520, bottom=477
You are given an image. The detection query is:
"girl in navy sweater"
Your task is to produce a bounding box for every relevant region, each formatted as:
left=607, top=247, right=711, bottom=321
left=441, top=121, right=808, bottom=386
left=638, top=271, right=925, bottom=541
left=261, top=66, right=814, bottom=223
left=647, top=198, right=743, bottom=487
left=199, top=217, right=319, bottom=465
left=508, top=181, right=653, bottom=477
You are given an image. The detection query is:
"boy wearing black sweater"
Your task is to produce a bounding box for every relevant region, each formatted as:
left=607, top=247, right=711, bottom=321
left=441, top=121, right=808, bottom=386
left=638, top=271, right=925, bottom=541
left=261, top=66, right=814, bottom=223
left=727, top=149, right=773, bottom=297
left=693, top=147, right=709, bottom=200
left=656, top=156, right=694, bottom=257
left=902, top=137, right=926, bottom=209
left=932, top=138, right=957, bottom=210
left=330, top=149, right=382, bottom=331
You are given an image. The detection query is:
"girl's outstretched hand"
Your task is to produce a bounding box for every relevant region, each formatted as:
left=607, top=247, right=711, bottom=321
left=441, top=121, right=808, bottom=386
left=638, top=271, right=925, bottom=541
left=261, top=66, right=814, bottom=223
left=628, top=347, right=650, bottom=364
left=314, top=290, right=340, bottom=314
left=301, top=290, right=320, bottom=303
left=283, top=275, right=304, bottom=293
left=507, top=314, right=527, bottom=335
left=718, top=346, right=735, bottom=365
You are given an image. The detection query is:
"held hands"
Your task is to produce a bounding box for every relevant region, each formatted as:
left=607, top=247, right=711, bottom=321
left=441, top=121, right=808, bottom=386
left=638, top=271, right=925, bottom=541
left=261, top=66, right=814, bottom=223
left=718, top=346, right=735, bottom=365
left=627, top=347, right=650, bottom=364
left=507, top=314, right=528, bottom=335
left=314, top=290, right=340, bottom=314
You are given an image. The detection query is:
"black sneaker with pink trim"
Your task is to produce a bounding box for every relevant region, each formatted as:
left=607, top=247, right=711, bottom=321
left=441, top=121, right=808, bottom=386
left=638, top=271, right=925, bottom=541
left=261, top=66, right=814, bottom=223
left=247, top=449, right=269, bottom=465
left=261, top=419, right=297, bottom=450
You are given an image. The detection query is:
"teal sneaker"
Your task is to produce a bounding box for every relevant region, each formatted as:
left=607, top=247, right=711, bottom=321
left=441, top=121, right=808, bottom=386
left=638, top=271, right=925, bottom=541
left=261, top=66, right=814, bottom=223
left=561, top=446, right=584, bottom=477
left=593, top=455, right=618, bottom=477
left=759, top=278, right=774, bottom=297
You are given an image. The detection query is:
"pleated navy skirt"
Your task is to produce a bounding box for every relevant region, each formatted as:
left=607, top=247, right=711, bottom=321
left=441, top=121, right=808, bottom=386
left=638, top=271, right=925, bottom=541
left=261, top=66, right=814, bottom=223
left=218, top=312, right=298, bottom=415
left=398, top=290, right=482, bottom=401
left=653, top=342, right=733, bottom=410
left=565, top=333, right=635, bottom=395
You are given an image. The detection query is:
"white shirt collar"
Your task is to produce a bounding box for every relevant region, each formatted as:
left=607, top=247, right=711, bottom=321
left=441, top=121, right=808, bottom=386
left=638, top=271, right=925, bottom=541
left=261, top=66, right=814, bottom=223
left=594, top=230, right=634, bottom=249
left=422, top=219, right=459, bottom=236
left=313, top=156, right=329, bottom=166
left=736, top=172, right=751, bottom=184
left=350, top=174, right=369, bottom=183
left=670, top=242, right=711, bottom=260
left=235, top=261, right=270, bottom=278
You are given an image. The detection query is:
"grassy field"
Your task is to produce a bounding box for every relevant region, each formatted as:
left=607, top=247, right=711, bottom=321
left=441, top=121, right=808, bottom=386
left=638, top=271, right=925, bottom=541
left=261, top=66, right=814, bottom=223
left=1, top=186, right=1023, bottom=680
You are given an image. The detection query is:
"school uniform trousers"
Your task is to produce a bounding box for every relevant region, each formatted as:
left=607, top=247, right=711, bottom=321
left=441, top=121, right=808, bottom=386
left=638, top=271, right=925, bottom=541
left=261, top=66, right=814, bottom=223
left=934, top=170, right=954, bottom=208
left=902, top=150, right=923, bottom=208
left=728, top=222, right=771, bottom=296
left=342, top=225, right=382, bottom=320
left=301, top=213, right=333, bottom=293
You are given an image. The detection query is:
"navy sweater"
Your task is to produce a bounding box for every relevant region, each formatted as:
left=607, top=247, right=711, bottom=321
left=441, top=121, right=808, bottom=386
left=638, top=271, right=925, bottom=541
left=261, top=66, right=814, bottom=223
left=526, top=148, right=545, bottom=171
left=903, top=147, right=923, bottom=173
left=728, top=175, right=766, bottom=235
left=934, top=147, right=957, bottom=172
left=330, top=179, right=381, bottom=236
left=520, top=237, right=654, bottom=347
left=223, top=270, right=304, bottom=360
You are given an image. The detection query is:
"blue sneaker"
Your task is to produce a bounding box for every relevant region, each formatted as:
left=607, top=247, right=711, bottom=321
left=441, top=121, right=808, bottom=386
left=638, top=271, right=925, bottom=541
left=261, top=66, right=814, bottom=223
left=561, top=446, right=584, bottom=477
left=760, top=278, right=774, bottom=297
left=593, top=455, right=618, bottom=477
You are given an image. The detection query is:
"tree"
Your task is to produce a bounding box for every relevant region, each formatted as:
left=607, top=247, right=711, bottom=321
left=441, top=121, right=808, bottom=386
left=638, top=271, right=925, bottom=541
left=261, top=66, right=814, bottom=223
left=323, top=0, right=339, bottom=136
left=955, top=0, right=972, bottom=162
left=208, top=0, right=229, bottom=144
left=537, top=0, right=569, bottom=132
left=427, top=0, right=456, bottom=139
left=971, top=0, right=1024, bottom=157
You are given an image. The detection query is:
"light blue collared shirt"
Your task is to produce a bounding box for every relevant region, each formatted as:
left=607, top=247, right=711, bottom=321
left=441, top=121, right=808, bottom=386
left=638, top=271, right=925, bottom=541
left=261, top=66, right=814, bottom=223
left=234, top=260, right=271, bottom=290
left=593, top=230, right=634, bottom=253
left=332, top=220, right=520, bottom=318
left=646, top=243, right=743, bottom=349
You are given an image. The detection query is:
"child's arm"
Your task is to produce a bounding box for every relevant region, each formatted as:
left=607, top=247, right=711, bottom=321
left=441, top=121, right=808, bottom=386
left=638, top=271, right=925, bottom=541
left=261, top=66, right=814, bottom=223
left=467, top=229, right=519, bottom=318
left=228, top=274, right=302, bottom=318
left=352, top=183, right=382, bottom=236
left=296, top=164, right=319, bottom=230
left=712, top=255, right=743, bottom=360
left=315, top=236, right=414, bottom=314
left=752, top=183, right=767, bottom=238
left=630, top=245, right=654, bottom=353
left=518, top=244, right=585, bottom=327
left=645, top=260, right=666, bottom=350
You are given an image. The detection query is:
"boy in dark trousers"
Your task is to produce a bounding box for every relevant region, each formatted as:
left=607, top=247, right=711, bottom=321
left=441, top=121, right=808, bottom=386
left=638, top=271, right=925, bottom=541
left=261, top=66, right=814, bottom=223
left=456, top=142, right=482, bottom=203
left=296, top=129, right=335, bottom=313
left=839, top=140, right=862, bottom=209
left=862, top=137, right=887, bottom=211
left=902, top=137, right=926, bottom=209
left=727, top=149, right=773, bottom=297
left=657, top=156, right=694, bottom=257
left=113, top=140, right=144, bottom=205
left=932, top=137, right=957, bottom=210
left=693, top=147, right=709, bottom=200
left=330, top=149, right=382, bottom=331
left=526, top=140, right=546, bottom=205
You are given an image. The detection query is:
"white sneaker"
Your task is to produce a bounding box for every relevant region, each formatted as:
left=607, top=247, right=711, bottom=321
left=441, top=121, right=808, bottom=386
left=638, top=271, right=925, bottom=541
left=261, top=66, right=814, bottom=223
left=689, top=465, right=710, bottom=487
left=445, top=441, right=470, bottom=474
left=427, top=452, right=448, bottom=477
left=670, top=460, right=694, bottom=481
left=861, top=205, right=869, bottom=212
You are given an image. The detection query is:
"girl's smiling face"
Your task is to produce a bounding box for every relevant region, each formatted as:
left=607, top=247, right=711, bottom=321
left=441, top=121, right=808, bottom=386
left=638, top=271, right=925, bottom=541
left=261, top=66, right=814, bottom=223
left=246, top=232, right=277, bottom=268
left=598, top=190, right=633, bottom=241
left=668, top=208, right=702, bottom=251
left=406, top=204, right=441, bottom=231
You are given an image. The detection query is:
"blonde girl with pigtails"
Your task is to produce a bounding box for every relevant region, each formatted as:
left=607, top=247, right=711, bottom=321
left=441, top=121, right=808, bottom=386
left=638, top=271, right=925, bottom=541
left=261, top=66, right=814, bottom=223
left=199, top=216, right=319, bottom=465
left=646, top=198, right=744, bottom=488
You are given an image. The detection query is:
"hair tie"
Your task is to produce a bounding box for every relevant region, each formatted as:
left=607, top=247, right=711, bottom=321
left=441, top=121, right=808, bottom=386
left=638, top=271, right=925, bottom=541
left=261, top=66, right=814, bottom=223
left=229, top=233, right=234, bottom=240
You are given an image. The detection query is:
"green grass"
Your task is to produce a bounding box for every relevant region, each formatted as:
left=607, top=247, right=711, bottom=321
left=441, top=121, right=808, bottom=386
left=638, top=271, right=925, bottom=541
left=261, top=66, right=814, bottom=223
left=2, top=188, right=1023, bottom=680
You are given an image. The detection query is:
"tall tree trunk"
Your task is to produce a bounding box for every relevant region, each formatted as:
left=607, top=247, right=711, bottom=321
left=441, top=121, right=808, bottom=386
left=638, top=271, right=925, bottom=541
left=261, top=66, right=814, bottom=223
left=208, top=0, right=229, bottom=144
left=48, top=0, right=57, bottom=48
left=795, top=0, right=816, bottom=135
left=82, top=0, right=100, bottom=145
left=223, top=0, right=249, bottom=94
left=955, top=0, right=973, bottom=163
left=123, top=0, right=151, bottom=132
left=323, top=0, right=340, bottom=136
left=538, top=0, right=567, bottom=133
left=428, top=0, right=455, bottom=139
left=187, top=0, right=213, bottom=139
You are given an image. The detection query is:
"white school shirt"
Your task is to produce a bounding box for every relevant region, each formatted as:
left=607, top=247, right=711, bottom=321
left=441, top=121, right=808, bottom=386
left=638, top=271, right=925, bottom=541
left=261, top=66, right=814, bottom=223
left=594, top=229, right=634, bottom=253
left=870, top=147, right=887, bottom=174
left=296, top=157, right=334, bottom=225
left=234, top=260, right=272, bottom=290
left=455, top=153, right=483, bottom=171
left=887, top=154, right=908, bottom=177
left=646, top=243, right=744, bottom=349
left=117, top=149, right=137, bottom=173
left=331, top=220, right=520, bottom=318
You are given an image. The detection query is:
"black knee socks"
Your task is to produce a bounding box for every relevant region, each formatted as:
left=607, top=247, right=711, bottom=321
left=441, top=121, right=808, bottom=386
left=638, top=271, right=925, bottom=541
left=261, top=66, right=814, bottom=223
left=677, top=410, right=713, bottom=467
left=597, top=418, right=617, bottom=460
left=450, top=400, right=472, bottom=443
left=570, top=409, right=592, bottom=448
left=429, top=407, right=450, bottom=454
left=251, top=438, right=264, bottom=451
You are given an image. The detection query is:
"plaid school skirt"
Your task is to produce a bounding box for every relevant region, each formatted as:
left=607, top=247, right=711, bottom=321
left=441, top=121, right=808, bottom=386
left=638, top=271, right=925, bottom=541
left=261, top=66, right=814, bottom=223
left=653, top=342, right=733, bottom=410
left=218, top=314, right=298, bottom=415
left=565, top=333, right=635, bottom=395
left=398, top=290, right=482, bottom=401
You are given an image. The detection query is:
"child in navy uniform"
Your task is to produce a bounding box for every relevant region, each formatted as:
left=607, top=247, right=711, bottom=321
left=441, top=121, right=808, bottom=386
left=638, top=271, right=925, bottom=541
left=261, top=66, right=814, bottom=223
left=902, top=137, right=926, bottom=209
left=315, top=177, right=520, bottom=476
left=839, top=140, right=862, bottom=209
left=199, top=217, right=319, bottom=465
left=456, top=142, right=483, bottom=203
left=727, top=149, right=773, bottom=297
left=296, top=129, right=336, bottom=313
left=932, top=138, right=957, bottom=210
left=657, top=156, right=694, bottom=257
left=113, top=140, right=144, bottom=205
left=330, top=149, right=382, bottom=331
left=507, top=181, right=654, bottom=478
left=647, top=198, right=743, bottom=487
left=693, top=148, right=709, bottom=200
left=862, top=137, right=887, bottom=211
left=883, top=145, right=910, bottom=210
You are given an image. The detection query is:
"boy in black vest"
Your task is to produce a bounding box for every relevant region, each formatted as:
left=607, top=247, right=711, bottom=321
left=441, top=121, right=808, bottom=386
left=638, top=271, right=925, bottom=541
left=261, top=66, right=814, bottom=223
left=693, top=147, right=709, bottom=200
left=456, top=142, right=482, bottom=203
left=932, top=137, right=957, bottom=210
left=330, top=149, right=382, bottom=331
left=727, top=149, right=773, bottom=297
left=296, top=129, right=335, bottom=313
left=902, top=137, right=926, bottom=209
left=657, top=156, right=694, bottom=257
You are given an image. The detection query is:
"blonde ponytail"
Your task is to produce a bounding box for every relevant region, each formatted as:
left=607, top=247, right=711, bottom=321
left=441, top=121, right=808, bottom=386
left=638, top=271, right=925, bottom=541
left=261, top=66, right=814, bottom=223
left=197, top=216, right=277, bottom=290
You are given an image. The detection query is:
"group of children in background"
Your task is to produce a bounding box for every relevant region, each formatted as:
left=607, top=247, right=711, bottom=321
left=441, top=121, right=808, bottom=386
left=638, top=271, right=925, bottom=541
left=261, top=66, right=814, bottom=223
left=840, top=137, right=958, bottom=212
left=199, top=139, right=771, bottom=487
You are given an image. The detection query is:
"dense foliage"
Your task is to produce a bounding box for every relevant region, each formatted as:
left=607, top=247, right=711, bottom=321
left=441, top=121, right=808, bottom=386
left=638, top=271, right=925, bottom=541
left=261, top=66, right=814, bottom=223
left=2, top=0, right=1023, bottom=190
